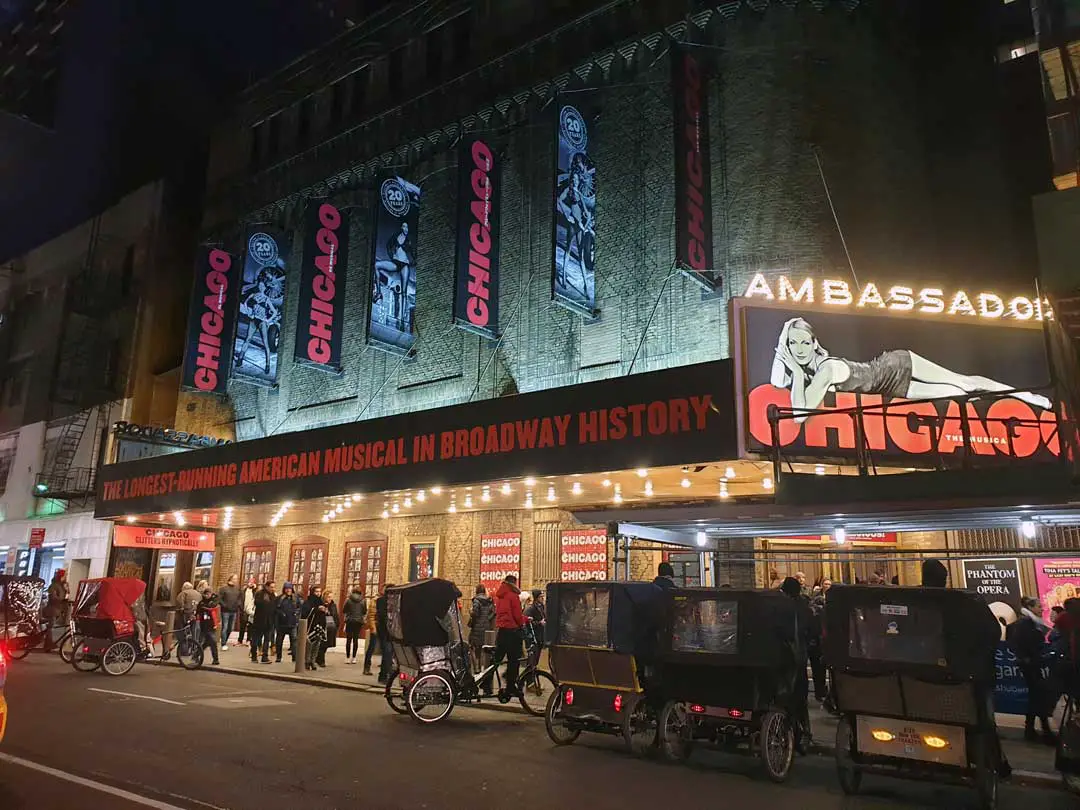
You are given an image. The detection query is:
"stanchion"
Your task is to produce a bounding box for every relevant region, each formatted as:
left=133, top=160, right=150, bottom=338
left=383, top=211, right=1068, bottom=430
left=295, top=618, right=308, bottom=673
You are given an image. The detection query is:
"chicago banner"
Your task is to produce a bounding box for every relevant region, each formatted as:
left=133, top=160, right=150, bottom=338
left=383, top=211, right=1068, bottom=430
left=479, top=532, right=520, bottom=593
left=368, top=176, right=421, bottom=354
left=560, top=528, right=607, bottom=581
left=453, top=136, right=501, bottom=339
left=671, top=45, right=718, bottom=292
left=552, top=98, right=598, bottom=316
left=181, top=246, right=240, bottom=394
left=233, top=229, right=290, bottom=387
left=294, top=201, right=350, bottom=373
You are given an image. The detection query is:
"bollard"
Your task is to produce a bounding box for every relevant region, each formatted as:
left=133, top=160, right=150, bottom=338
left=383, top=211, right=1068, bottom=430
left=295, top=618, right=308, bottom=673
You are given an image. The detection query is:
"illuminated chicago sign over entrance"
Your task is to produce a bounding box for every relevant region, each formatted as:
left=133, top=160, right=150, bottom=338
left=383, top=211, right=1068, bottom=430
left=742, top=274, right=1052, bottom=322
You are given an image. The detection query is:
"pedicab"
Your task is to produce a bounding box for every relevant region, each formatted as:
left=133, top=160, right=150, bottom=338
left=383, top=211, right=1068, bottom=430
left=0, top=575, right=45, bottom=660
left=645, top=587, right=801, bottom=782
left=824, top=585, right=1006, bottom=810
left=542, top=580, right=666, bottom=748
left=69, top=577, right=164, bottom=675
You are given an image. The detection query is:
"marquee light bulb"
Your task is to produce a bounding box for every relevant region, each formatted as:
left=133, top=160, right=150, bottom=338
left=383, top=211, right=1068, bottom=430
left=719, top=484, right=729, bottom=499
left=696, top=531, right=707, bottom=547
left=431, top=487, right=442, bottom=495
left=572, top=482, right=582, bottom=495
left=344, top=498, right=352, bottom=507
left=391, top=503, right=400, bottom=513
left=546, top=486, right=556, bottom=502
left=464, top=495, right=473, bottom=508
left=637, top=468, right=648, bottom=478
left=322, top=515, right=330, bottom=523
left=352, top=493, right=363, bottom=500
left=815, top=464, right=825, bottom=476
left=500, top=482, right=511, bottom=495
left=481, top=489, right=491, bottom=502
left=404, top=497, right=412, bottom=508
left=1021, top=520, right=1037, bottom=540
left=680, top=478, right=691, bottom=488
left=125, top=516, right=136, bottom=523
left=448, top=503, right=457, bottom=514
left=762, top=477, right=773, bottom=491
left=416, top=490, right=426, bottom=502
left=381, top=510, right=389, bottom=519
left=524, top=477, right=536, bottom=487
left=644, top=481, right=654, bottom=496
left=613, top=493, right=623, bottom=504
left=601, top=479, right=611, bottom=488
left=725, top=466, right=736, bottom=480
left=834, top=527, right=847, bottom=545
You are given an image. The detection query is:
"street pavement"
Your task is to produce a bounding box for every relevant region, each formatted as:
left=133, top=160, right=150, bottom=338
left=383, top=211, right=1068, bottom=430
left=1, top=652, right=1075, bottom=810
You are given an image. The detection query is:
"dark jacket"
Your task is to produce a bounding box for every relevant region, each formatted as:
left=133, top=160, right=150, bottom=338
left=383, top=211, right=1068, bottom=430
left=218, top=584, right=241, bottom=613
left=276, top=591, right=303, bottom=629
left=302, top=594, right=328, bottom=630
left=652, top=575, right=676, bottom=591
left=1007, top=614, right=1047, bottom=665
left=252, top=588, right=277, bottom=630
left=324, top=599, right=340, bottom=647
left=468, top=594, right=496, bottom=647
left=343, top=592, right=367, bottom=628
left=197, top=590, right=219, bottom=628
left=375, top=594, right=389, bottom=639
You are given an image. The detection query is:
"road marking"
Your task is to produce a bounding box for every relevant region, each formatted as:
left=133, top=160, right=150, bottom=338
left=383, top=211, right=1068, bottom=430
left=87, top=687, right=186, bottom=706
left=0, top=752, right=191, bottom=809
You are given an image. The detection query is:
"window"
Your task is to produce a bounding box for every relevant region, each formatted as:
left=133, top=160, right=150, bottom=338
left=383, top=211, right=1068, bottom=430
left=329, top=79, right=345, bottom=125
left=351, top=67, right=369, bottom=117
left=297, top=95, right=314, bottom=146
left=341, top=536, right=387, bottom=613
left=672, top=598, right=738, bottom=653
left=388, top=45, right=405, bottom=99
left=266, top=115, right=281, bottom=160
left=451, top=12, right=471, bottom=66
left=425, top=24, right=444, bottom=81
left=289, top=537, right=329, bottom=592
left=0, top=435, right=16, bottom=494
left=250, top=121, right=264, bottom=166
left=241, top=541, right=275, bottom=586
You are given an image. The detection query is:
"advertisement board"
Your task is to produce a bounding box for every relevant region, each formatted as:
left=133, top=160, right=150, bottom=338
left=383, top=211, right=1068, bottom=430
left=1034, top=558, right=1080, bottom=625
left=113, top=525, right=216, bottom=552
left=552, top=99, right=598, bottom=316
left=961, top=557, right=1022, bottom=640
left=95, top=358, right=737, bottom=517
left=368, top=176, right=421, bottom=354
left=560, top=528, right=607, bottom=581
left=479, top=532, right=520, bottom=594
left=181, top=246, right=241, bottom=393
left=453, top=136, right=501, bottom=339
left=233, top=229, right=290, bottom=387
left=408, top=541, right=436, bottom=582
left=295, top=201, right=350, bottom=372
left=671, top=45, right=718, bottom=292
left=733, top=292, right=1054, bottom=462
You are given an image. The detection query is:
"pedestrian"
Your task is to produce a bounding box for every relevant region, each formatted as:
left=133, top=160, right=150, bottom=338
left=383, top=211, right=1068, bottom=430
left=375, top=584, right=395, bottom=682
left=342, top=585, right=367, bottom=664
left=468, top=584, right=495, bottom=673
left=363, top=585, right=381, bottom=676
left=237, top=577, right=256, bottom=646
left=780, top=575, right=813, bottom=752
left=794, top=571, right=808, bottom=594
left=274, top=582, right=302, bottom=663
left=177, top=581, right=202, bottom=623
left=43, top=569, right=70, bottom=652
left=652, top=562, right=676, bottom=590
left=481, top=575, right=528, bottom=698
left=250, top=580, right=276, bottom=664
left=302, top=584, right=329, bottom=671
left=218, top=575, right=241, bottom=650
left=1007, top=597, right=1056, bottom=744
left=196, top=580, right=220, bottom=665
left=524, top=588, right=547, bottom=661
left=922, top=558, right=949, bottom=588
left=319, top=592, right=339, bottom=667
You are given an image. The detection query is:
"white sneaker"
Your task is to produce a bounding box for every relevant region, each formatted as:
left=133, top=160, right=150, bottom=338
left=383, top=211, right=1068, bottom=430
left=221, top=644, right=228, bottom=651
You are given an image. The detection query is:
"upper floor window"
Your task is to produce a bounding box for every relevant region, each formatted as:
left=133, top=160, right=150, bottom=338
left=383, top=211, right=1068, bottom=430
left=250, top=121, right=264, bottom=166
left=451, top=12, right=471, bottom=67
left=425, top=24, right=444, bottom=81
left=297, top=95, right=314, bottom=147
left=329, top=79, right=346, bottom=125
left=388, top=45, right=405, bottom=99
left=351, top=66, right=369, bottom=118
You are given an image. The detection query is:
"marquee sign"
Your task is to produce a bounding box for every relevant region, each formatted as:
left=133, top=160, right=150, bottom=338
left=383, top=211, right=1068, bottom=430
left=113, top=525, right=216, bottom=552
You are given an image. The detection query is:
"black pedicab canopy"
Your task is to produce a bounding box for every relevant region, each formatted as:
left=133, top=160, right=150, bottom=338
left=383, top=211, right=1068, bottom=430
left=386, top=578, right=462, bottom=647
left=545, top=580, right=666, bottom=655
left=823, top=585, right=1000, bottom=682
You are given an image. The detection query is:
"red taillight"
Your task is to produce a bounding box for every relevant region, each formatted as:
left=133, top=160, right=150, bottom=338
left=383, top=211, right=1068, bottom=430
left=728, top=709, right=744, bottom=719
left=613, top=693, right=623, bottom=713
left=690, top=704, right=706, bottom=714
left=564, top=687, right=575, bottom=706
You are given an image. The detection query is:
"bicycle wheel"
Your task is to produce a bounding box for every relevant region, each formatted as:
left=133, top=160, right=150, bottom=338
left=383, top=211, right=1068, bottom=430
left=385, top=669, right=409, bottom=715
left=71, top=640, right=101, bottom=672
left=517, top=669, right=556, bottom=717
left=59, top=632, right=79, bottom=664
left=102, top=641, right=137, bottom=676
left=544, top=687, right=580, bottom=746
left=176, top=634, right=204, bottom=670
left=7, top=626, right=34, bottom=660
left=406, top=671, right=456, bottom=724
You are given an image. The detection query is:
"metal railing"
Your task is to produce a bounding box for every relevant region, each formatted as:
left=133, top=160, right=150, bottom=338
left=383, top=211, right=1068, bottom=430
left=33, top=466, right=97, bottom=500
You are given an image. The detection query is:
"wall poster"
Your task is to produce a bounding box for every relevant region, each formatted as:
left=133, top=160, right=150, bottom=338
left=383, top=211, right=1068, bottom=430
left=961, top=557, right=1022, bottom=637
left=181, top=246, right=241, bottom=393
left=407, top=538, right=439, bottom=582
left=233, top=229, right=290, bottom=387
left=1034, top=558, right=1080, bottom=625
left=559, top=528, right=607, bottom=581
left=368, top=176, right=422, bottom=354
left=479, top=532, right=520, bottom=594
left=552, top=98, right=598, bottom=317
left=295, top=201, right=350, bottom=373
left=453, top=136, right=502, bottom=339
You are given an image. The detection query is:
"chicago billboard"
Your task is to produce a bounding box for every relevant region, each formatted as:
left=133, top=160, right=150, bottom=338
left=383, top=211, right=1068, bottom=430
left=233, top=229, right=290, bottom=387
left=181, top=246, right=240, bottom=394
left=368, top=176, right=421, bottom=354
left=295, top=201, right=350, bottom=373
left=552, top=99, right=598, bottom=316
left=453, top=136, right=501, bottom=339
left=733, top=276, right=1056, bottom=463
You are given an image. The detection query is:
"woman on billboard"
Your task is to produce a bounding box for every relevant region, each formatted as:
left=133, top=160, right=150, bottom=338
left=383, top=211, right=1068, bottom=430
left=771, top=317, right=1052, bottom=420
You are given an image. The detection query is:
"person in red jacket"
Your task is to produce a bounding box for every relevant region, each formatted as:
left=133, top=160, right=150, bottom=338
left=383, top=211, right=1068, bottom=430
left=481, top=575, right=529, bottom=698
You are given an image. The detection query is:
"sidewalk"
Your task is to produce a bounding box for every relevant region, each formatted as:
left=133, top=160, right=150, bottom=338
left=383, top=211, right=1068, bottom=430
left=205, top=642, right=1061, bottom=785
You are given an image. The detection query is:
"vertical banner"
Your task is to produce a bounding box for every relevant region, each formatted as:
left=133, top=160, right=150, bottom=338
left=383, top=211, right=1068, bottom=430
left=559, top=528, right=608, bottom=581
left=181, top=246, right=240, bottom=393
left=233, top=229, right=290, bottom=387
left=368, top=176, right=421, bottom=354
left=294, top=201, right=350, bottom=372
left=962, top=558, right=1022, bottom=638
left=553, top=99, right=598, bottom=316
left=1034, top=558, right=1080, bottom=625
left=671, top=45, right=718, bottom=292
left=479, top=532, right=520, bottom=593
left=453, top=137, right=501, bottom=339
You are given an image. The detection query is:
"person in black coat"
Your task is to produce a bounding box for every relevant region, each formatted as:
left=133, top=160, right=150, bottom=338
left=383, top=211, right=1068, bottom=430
left=274, top=582, right=303, bottom=663
left=375, top=585, right=395, bottom=683
left=301, top=585, right=329, bottom=671
left=318, top=594, right=340, bottom=667
left=781, top=576, right=813, bottom=751
left=652, top=562, right=677, bottom=590
left=250, top=581, right=277, bottom=664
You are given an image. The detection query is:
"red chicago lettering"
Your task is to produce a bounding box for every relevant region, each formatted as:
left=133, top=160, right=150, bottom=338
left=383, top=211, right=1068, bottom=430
left=465, top=140, right=495, bottom=328
left=194, top=248, right=232, bottom=391
left=681, top=52, right=708, bottom=272
left=307, top=203, right=343, bottom=364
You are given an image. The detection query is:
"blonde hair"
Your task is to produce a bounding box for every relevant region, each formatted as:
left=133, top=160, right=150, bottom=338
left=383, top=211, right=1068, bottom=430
left=770, top=317, right=828, bottom=388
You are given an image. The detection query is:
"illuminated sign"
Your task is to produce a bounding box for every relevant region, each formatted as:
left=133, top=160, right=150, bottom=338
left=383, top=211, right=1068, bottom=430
left=742, top=274, right=1051, bottom=322
left=113, top=525, right=216, bottom=552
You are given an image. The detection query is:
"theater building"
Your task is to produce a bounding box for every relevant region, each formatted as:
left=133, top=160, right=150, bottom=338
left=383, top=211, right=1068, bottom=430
left=93, top=0, right=1080, bottom=618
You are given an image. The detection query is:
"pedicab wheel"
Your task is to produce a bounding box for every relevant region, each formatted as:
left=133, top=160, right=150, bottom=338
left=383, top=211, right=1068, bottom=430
left=517, top=669, right=557, bottom=717
left=406, top=671, right=456, bottom=724
left=544, top=688, right=580, bottom=746
left=176, top=637, right=204, bottom=670
left=102, top=640, right=137, bottom=676
left=623, top=699, right=659, bottom=758
left=385, top=669, right=409, bottom=715
left=71, top=641, right=100, bottom=672
left=7, top=631, right=31, bottom=660
left=658, top=700, right=695, bottom=763
left=59, top=633, right=79, bottom=664
left=971, top=734, right=999, bottom=810
left=835, top=715, right=862, bottom=795
left=760, top=710, right=794, bottom=783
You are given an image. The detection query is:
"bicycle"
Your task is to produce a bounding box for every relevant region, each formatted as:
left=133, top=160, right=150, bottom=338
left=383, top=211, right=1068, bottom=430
left=145, top=618, right=205, bottom=670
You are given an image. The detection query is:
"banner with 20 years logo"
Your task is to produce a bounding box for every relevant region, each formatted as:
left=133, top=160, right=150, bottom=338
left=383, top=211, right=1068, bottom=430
left=233, top=229, right=290, bottom=387
left=552, top=98, right=598, bottom=317
left=368, top=176, right=422, bottom=355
